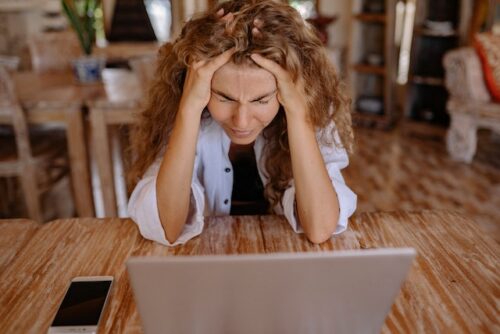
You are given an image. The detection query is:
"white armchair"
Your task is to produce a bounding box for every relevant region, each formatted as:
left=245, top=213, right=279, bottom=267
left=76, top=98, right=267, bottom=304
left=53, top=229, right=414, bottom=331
left=443, top=47, right=500, bottom=163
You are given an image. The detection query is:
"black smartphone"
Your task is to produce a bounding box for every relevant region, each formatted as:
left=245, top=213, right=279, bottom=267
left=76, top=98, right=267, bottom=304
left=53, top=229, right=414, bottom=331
left=48, top=276, right=113, bottom=334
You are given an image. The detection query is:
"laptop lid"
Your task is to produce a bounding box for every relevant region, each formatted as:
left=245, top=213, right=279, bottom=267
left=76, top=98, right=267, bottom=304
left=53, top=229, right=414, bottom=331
left=127, top=248, right=416, bottom=334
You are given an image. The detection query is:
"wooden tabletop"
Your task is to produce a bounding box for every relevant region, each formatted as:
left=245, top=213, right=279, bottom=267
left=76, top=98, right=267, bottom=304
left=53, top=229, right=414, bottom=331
left=14, top=69, right=141, bottom=107
left=0, top=211, right=498, bottom=333
left=93, top=42, right=160, bottom=65
left=0, top=219, right=39, bottom=273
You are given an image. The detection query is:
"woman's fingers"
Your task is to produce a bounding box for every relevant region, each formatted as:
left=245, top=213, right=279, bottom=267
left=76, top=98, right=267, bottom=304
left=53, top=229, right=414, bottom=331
left=189, top=59, right=206, bottom=70
left=252, top=18, right=263, bottom=38
left=205, top=47, right=236, bottom=72
left=216, top=8, right=234, bottom=23
left=253, top=18, right=264, bottom=29
left=221, top=12, right=234, bottom=23
left=252, top=27, right=262, bottom=38
left=217, top=8, right=235, bottom=33
left=190, top=47, right=235, bottom=73
left=250, top=53, right=287, bottom=80
left=250, top=53, right=307, bottom=113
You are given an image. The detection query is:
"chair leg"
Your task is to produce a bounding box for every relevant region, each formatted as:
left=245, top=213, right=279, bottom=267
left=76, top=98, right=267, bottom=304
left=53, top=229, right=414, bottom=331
left=446, top=113, right=477, bottom=163
left=19, top=165, right=43, bottom=222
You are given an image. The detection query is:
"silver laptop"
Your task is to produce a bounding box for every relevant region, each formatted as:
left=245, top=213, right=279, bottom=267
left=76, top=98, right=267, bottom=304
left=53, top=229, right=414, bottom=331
left=127, top=248, right=416, bottom=334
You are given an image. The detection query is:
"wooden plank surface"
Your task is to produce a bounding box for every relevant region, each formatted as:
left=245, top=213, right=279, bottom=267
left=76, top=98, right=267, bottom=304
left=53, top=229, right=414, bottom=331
left=0, top=219, right=40, bottom=273
left=0, top=211, right=498, bottom=333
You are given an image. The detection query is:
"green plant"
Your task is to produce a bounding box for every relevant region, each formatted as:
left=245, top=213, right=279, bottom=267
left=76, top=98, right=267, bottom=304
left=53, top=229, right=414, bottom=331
left=61, top=0, right=102, bottom=55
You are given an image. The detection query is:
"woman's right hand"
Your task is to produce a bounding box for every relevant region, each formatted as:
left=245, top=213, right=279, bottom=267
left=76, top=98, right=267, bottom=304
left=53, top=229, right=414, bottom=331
left=179, top=47, right=236, bottom=117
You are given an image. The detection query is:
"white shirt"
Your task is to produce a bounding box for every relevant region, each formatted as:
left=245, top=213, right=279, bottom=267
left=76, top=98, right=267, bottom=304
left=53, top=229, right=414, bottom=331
left=128, top=118, right=357, bottom=246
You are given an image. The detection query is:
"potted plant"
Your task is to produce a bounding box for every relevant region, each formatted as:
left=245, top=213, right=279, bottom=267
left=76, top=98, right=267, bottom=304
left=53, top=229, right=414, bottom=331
left=62, top=0, right=105, bottom=83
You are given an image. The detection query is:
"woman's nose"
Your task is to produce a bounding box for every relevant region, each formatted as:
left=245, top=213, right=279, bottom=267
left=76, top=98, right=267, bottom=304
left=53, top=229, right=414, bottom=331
left=232, top=104, right=250, bottom=129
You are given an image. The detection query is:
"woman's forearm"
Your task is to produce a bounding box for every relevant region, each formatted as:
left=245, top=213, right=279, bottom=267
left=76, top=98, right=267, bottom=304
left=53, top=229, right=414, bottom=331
left=247, top=53, right=340, bottom=242
left=156, top=110, right=201, bottom=243
left=286, top=115, right=340, bottom=244
left=155, top=47, right=236, bottom=244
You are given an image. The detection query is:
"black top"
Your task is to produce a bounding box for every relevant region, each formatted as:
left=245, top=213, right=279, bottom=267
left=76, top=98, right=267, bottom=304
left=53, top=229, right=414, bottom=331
left=229, top=143, right=268, bottom=215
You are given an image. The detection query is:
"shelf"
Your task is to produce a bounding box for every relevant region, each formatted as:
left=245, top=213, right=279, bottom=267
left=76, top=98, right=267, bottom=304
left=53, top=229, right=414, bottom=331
left=414, top=26, right=458, bottom=38
left=348, top=0, right=397, bottom=131
left=404, top=0, right=466, bottom=128
left=354, top=13, right=386, bottom=23
left=351, top=63, right=386, bottom=76
left=353, top=111, right=393, bottom=130
left=410, top=75, right=444, bottom=86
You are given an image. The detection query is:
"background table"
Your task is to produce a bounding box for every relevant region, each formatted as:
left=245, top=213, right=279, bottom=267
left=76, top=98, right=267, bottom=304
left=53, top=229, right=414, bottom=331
left=94, top=42, right=160, bottom=66
left=0, top=211, right=498, bottom=333
left=13, top=69, right=141, bottom=218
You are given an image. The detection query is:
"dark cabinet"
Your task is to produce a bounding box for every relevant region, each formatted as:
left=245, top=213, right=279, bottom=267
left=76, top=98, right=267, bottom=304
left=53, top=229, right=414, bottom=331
left=404, top=0, right=472, bottom=129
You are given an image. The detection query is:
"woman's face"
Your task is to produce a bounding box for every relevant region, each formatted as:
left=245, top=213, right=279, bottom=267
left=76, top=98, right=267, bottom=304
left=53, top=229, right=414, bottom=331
left=208, top=61, right=280, bottom=145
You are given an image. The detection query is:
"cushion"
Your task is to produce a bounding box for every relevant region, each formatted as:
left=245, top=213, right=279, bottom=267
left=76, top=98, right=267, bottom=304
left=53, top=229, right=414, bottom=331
left=474, top=33, right=500, bottom=102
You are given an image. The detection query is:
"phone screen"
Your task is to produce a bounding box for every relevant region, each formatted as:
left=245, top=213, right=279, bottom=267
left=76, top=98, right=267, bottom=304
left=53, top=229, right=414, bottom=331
left=51, top=280, right=112, bottom=327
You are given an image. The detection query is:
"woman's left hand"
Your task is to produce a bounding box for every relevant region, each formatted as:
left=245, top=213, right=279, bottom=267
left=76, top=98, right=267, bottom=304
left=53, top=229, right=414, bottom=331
left=250, top=52, right=309, bottom=122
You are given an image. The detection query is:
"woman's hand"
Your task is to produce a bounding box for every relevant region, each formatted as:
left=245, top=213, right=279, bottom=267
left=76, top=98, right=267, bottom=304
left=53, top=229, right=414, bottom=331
left=250, top=21, right=340, bottom=243
left=179, top=47, right=236, bottom=117
left=178, top=8, right=236, bottom=117
left=250, top=53, right=309, bottom=122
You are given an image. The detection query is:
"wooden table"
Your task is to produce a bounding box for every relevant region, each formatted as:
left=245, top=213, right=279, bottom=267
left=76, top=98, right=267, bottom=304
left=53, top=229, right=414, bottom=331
left=13, top=69, right=141, bottom=218
left=0, top=211, right=498, bottom=333
left=0, top=219, right=39, bottom=273
left=94, top=42, right=160, bottom=66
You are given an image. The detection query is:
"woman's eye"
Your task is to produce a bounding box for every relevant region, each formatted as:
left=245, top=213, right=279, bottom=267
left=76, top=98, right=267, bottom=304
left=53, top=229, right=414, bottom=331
left=257, top=100, right=270, bottom=105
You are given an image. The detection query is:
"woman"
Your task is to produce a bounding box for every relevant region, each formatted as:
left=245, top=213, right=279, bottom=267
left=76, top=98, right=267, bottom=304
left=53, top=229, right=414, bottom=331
left=128, top=0, right=356, bottom=246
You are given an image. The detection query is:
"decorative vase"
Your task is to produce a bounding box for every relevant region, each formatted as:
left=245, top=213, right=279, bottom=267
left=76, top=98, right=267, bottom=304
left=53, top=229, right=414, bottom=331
left=71, top=56, right=106, bottom=84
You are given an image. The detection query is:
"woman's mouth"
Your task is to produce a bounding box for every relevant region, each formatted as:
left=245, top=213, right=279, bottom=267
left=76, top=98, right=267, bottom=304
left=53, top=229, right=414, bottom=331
left=231, top=129, right=253, bottom=138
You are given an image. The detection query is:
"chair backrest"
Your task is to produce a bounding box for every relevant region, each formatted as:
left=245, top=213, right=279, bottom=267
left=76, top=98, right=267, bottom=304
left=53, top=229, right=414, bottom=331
left=0, top=66, right=32, bottom=161
left=443, top=47, right=491, bottom=103
left=128, top=55, right=157, bottom=99
left=28, top=31, right=82, bottom=73
left=0, top=56, right=20, bottom=71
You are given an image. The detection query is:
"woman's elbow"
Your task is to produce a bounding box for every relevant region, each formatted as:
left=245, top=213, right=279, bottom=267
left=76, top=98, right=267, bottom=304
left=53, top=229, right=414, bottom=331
left=163, top=220, right=185, bottom=244
left=159, top=207, right=190, bottom=244
left=305, top=228, right=335, bottom=244
left=165, top=231, right=180, bottom=244
left=302, top=213, right=338, bottom=244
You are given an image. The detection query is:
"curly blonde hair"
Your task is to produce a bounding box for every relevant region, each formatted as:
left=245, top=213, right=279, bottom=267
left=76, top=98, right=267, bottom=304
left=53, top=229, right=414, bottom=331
left=129, top=0, right=353, bottom=209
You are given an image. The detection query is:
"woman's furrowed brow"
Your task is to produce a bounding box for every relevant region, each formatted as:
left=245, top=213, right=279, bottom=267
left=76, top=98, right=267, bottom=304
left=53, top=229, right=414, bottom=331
left=211, top=89, right=277, bottom=102
left=250, top=90, right=277, bottom=102
left=211, top=89, right=236, bottom=101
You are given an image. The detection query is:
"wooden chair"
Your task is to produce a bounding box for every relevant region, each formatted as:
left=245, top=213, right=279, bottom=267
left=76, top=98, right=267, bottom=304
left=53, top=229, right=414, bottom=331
left=0, top=56, right=20, bottom=71
left=0, top=66, right=71, bottom=221
left=88, top=69, right=142, bottom=217
left=27, top=31, right=82, bottom=73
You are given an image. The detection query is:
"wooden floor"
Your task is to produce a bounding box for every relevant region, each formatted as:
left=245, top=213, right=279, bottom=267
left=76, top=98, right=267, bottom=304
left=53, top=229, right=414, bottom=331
left=344, top=127, right=500, bottom=242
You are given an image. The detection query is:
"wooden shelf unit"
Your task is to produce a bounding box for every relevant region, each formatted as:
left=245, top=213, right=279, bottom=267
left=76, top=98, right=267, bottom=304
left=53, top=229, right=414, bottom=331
left=348, top=0, right=397, bottom=129
left=351, top=63, right=386, bottom=76
left=414, top=26, right=459, bottom=38
left=403, top=0, right=473, bottom=134
left=354, top=13, right=387, bottom=23
left=410, top=75, right=444, bottom=86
